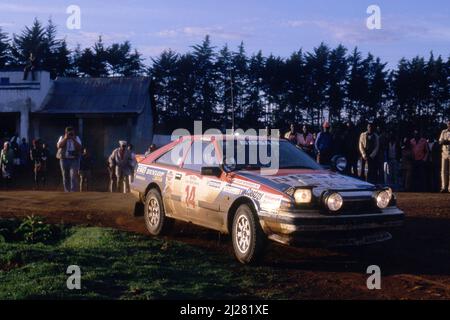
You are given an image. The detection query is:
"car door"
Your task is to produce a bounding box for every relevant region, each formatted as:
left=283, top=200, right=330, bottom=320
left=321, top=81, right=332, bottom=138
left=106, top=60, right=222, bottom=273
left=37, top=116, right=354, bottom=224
left=182, top=139, right=224, bottom=229
left=155, top=139, right=191, bottom=220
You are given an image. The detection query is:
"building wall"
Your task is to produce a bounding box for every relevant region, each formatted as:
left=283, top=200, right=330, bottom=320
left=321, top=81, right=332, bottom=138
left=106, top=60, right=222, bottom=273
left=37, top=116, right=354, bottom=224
left=1, top=72, right=154, bottom=157
left=0, top=71, right=52, bottom=140
left=132, top=98, right=154, bottom=154
left=31, top=114, right=152, bottom=164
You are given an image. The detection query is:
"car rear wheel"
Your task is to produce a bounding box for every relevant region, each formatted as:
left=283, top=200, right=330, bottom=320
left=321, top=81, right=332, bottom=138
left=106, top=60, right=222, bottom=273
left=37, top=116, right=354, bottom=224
left=144, top=189, right=173, bottom=236
left=232, top=204, right=266, bottom=264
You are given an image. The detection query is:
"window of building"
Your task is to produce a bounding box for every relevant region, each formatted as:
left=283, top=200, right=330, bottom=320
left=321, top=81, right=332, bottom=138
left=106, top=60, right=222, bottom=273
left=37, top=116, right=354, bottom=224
left=0, top=78, right=10, bottom=85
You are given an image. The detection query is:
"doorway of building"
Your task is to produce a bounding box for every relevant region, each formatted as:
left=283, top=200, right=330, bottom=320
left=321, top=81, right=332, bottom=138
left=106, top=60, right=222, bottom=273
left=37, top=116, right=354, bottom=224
left=0, top=112, right=19, bottom=142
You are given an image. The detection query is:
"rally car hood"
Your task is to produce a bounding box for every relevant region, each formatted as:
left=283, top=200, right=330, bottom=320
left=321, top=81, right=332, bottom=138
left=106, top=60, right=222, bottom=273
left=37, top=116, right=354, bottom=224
left=235, top=169, right=374, bottom=197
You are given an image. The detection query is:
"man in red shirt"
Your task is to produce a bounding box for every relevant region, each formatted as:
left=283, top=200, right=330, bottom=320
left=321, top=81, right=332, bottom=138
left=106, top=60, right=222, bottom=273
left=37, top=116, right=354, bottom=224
left=297, top=124, right=315, bottom=158
left=410, top=130, right=428, bottom=192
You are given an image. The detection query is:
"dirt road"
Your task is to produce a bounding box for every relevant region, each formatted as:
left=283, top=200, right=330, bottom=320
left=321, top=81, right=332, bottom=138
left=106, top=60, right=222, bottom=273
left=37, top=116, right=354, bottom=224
left=1, top=191, right=449, bottom=299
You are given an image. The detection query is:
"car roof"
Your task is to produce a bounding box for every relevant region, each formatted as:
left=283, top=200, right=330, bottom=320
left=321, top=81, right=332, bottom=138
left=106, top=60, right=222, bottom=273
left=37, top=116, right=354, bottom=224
left=178, top=134, right=279, bottom=142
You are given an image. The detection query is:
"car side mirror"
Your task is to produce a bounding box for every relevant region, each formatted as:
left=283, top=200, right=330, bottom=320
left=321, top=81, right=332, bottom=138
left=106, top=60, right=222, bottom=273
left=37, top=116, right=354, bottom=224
left=201, top=166, right=222, bottom=177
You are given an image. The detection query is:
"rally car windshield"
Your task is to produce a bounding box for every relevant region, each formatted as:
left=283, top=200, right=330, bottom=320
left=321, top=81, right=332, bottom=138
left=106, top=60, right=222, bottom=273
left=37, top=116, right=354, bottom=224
left=220, top=139, right=321, bottom=171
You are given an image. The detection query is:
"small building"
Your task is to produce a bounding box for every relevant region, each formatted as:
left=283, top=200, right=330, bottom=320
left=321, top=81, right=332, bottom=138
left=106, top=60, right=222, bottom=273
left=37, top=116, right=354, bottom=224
left=0, top=71, right=154, bottom=161
left=0, top=70, right=51, bottom=139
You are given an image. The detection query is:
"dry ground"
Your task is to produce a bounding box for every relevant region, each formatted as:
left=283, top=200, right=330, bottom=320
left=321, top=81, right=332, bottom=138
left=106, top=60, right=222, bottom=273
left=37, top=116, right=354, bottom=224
left=0, top=191, right=449, bottom=299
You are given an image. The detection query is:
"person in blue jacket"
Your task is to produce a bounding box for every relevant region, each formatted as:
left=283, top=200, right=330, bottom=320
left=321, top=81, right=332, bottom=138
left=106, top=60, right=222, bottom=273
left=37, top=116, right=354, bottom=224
left=315, top=121, right=333, bottom=165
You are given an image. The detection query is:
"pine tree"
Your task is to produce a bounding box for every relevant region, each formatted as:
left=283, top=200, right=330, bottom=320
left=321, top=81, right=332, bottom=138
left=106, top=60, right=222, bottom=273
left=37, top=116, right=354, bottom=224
left=11, top=18, right=46, bottom=67
left=244, top=51, right=265, bottom=129
left=52, top=39, right=72, bottom=77
left=328, top=45, right=348, bottom=122
left=0, top=27, right=10, bottom=68
left=263, top=54, right=288, bottom=129
left=75, top=36, right=109, bottom=77
left=367, top=56, right=388, bottom=122
left=231, top=42, right=248, bottom=127
left=107, top=41, right=144, bottom=76
left=216, top=44, right=233, bottom=129
left=427, top=53, right=449, bottom=122
left=347, top=47, right=369, bottom=122
left=304, top=43, right=330, bottom=126
left=284, top=50, right=306, bottom=126
left=41, top=18, right=60, bottom=76
left=149, top=49, right=181, bottom=130
left=191, top=36, right=218, bottom=127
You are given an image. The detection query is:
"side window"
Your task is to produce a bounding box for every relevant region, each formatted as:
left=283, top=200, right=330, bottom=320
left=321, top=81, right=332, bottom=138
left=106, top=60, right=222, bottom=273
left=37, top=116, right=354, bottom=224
left=183, top=141, right=219, bottom=172
left=155, top=140, right=190, bottom=167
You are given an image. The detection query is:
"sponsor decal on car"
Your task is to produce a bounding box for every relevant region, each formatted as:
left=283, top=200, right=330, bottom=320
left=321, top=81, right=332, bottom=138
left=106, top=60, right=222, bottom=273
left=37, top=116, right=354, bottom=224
left=186, top=174, right=200, bottom=186
left=243, top=189, right=264, bottom=201
left=260, top=193, right=282, bottom=212
left=166, top=170, right=174, bottom=182
left=206, top=180, right=222, bottom=189
left=136, top=165, right=166, bottom=182
left=232, top=178, right=261, bottom=190
left=269, top=173, right=372, bottom=191
left=146, top=168, right=165, bottom=182
left=223, top=185, right=243, bottom=195
left=136, top=164, right=147, bottom=175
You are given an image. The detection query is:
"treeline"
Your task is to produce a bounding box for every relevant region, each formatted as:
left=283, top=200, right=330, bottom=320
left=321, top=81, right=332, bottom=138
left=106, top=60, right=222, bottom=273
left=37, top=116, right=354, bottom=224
left=0, top=19, right=144, bottom=78
left=150, top=37, right=449, bottom=135
left=1, top=19, right=449, bottom=135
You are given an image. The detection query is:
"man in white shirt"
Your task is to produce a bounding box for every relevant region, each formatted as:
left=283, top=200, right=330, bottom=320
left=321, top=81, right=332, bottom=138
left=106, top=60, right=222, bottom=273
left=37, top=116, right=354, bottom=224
left=439, top=120, right=450, bottom=192
left=56, top=126, right=82, bottom=192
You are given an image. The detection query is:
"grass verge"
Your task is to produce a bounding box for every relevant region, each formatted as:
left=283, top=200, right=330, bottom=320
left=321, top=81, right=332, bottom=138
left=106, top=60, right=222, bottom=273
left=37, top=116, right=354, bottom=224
left=0, top=219, right=287, bottom=299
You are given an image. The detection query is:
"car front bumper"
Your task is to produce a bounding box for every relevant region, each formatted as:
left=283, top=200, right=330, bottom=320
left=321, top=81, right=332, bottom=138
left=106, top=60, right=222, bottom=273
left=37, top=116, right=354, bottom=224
left=259, top=206, right=404, bottom=247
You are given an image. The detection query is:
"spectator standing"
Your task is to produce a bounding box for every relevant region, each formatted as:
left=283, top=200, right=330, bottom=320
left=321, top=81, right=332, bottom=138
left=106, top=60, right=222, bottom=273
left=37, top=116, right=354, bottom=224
left=401, top=139, right=414, bottom=191
left=331, top=124, right=346, bottom=160
left=107, top=159, right=117, bottom=193
left=19, top=138, right=30, bottom=168
left=384, top=134, right=401, bottom=188
left=128, top=143, right=137, bottom=184
left=79, top=148, right=93, bottom=192
left=359, top=123, right=379, bottom=184
left=56, top=127, right=82, bottom=192
left=297, top=125, right=315, bottom=158
left=284, top=123, right=298, bottom=144
left=144, top=144, right=157, bottom=157
left=108, top=141, right=133, bottom=193
left=426, top=134, right=441, bottom=192
left=315, top=122, right=333, bottom=165
left=410, top=130, right=428, bottom=192
left=376, top=127, right=388, bottom=184
left=342, top=121, right=360, bottom=176
left=30, top=139, right=45, bottom=189
left=1, top=142, right=14, bottom=188
left=439, top=121, right=450, bottom=192
left=41, top=142, right=49, bottom=187
left=9, top=134, right=20, bottom=167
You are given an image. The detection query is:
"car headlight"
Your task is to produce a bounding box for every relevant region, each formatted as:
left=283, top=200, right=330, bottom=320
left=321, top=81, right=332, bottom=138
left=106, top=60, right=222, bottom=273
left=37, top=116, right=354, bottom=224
left=386, top=187, right=393, bottom=199
left=326, top=192, right=343, bottom=212
left=294, top=188, right=312, bottom=204
left=376, top=190, right=391, bottom=209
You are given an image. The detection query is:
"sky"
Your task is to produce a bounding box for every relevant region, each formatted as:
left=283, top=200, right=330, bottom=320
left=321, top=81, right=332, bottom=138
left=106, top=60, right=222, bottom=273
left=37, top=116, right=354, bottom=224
left=0, top=0, right=449, bottom=68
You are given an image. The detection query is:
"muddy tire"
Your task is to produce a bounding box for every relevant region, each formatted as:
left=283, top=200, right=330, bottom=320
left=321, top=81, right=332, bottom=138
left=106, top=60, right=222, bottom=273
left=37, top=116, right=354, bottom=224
left=232, top=204, right=267, bottom=264
left=144, top=189, right=173, bottom=236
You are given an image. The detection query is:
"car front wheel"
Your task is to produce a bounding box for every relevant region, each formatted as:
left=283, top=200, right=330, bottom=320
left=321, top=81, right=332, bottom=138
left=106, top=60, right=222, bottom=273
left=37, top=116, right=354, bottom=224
left=232, top=204, right=266, bottom=264
left=144, top=189, right=173, bottom=236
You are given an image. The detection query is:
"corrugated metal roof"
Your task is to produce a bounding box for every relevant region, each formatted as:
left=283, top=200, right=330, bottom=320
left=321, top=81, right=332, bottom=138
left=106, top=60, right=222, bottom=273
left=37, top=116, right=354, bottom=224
left=38, top=77, right=151, bottom=114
